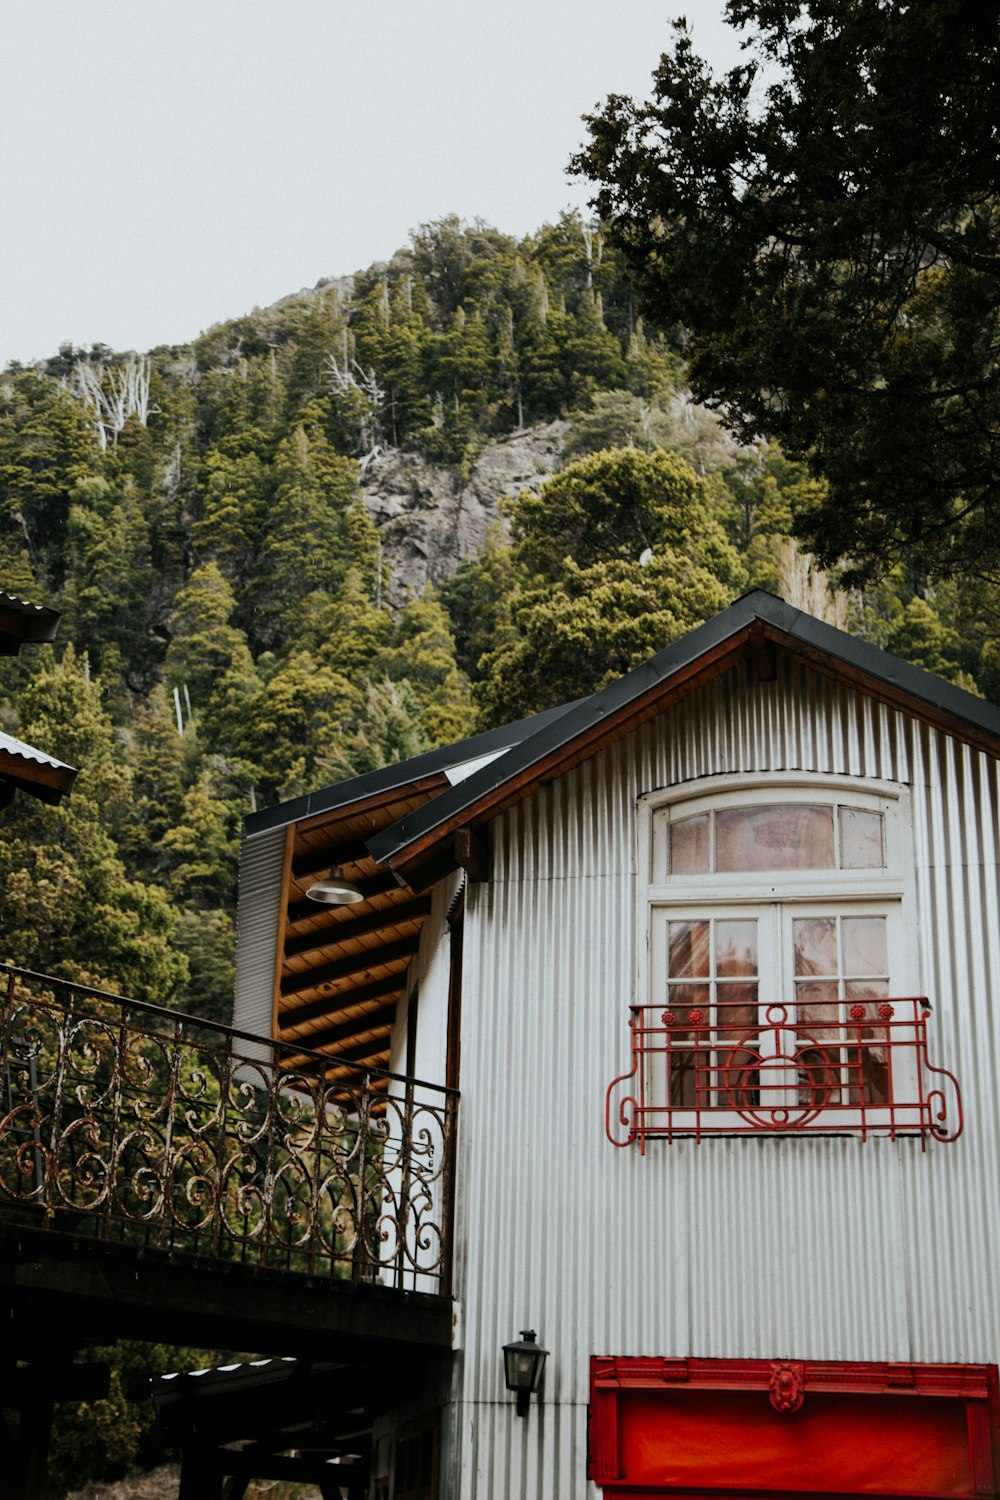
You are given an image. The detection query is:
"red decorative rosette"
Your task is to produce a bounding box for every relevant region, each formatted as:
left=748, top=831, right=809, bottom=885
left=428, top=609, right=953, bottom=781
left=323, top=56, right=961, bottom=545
left=662, top=1010, right=676, bottom=1027
left=849, top=1004, right=867, bottom=1022
left=688, top=1009, right=704, bottom=1025
left=878, top=1002, right=894, bottom=1021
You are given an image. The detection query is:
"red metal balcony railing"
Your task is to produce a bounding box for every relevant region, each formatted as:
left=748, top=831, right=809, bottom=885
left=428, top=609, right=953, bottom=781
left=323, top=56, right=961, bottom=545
left=0, top=964, right=457, bottom=1293
left=606, top=997, right=962, bottom=1149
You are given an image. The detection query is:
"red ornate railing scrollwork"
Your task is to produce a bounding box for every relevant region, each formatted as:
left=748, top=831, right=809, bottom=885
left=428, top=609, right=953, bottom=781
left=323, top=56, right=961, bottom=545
left=605, top=996, right=962, bottom=1149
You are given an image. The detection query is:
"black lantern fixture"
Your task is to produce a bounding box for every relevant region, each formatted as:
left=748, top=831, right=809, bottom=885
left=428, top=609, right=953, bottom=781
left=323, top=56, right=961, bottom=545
left=305, top=867, right=364, bottom=905
left=502, top=1329, right=548, bottom=1416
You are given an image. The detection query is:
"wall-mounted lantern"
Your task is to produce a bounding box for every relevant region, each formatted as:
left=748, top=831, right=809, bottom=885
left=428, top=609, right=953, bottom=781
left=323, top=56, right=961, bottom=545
left=502, top=1329, right=548, bottom=1416
left=306, top=868, right=364, bottom=905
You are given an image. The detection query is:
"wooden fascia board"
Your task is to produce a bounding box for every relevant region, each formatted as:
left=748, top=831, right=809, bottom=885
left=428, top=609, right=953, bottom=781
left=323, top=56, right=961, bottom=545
left=0, top=752, right=75, bottom=796
left=294, top=773, right=448, bottom=838
left=384, top=619, right=1000, bottom=891
left=387, top=625, right=753, bottom=888
left=0, top=601, right=60, bottom=652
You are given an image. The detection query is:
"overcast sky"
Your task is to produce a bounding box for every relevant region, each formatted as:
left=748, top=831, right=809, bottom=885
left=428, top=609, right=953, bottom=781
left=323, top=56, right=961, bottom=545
left=2, top=1, right=744, bottom=369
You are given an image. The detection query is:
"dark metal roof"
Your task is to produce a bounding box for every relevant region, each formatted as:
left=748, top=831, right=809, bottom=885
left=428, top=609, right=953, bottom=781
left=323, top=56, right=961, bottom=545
left=0, top=590, right=61, bottom=656
left=367, top=590, right=1000, bottom=872
left=243, top=694, right=586, bottom=838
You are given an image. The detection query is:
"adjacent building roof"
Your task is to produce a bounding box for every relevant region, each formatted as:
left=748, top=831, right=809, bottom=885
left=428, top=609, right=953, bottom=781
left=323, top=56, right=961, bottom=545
left=0, top=731, right=78, bottom=806
left=236, top=589, right=1000, bottom=1074
left=0, top=587, right=76, bottom=806
left=0, top=590, right=61, bottom=656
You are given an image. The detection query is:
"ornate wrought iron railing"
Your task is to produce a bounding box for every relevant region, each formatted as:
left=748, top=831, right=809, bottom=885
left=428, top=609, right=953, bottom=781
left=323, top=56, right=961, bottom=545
left=0, top=964, right=457, bottom=1294
left=606, top=996, right=962, bottom=1149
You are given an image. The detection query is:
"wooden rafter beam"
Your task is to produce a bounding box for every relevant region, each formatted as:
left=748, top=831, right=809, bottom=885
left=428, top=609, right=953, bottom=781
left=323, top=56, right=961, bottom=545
left=290, top=835, right=374, bottom=881
left=278, top=974, right=404, bottom=1033
left=284, top=896, right=431, bottom=961
left=279, top=1002, right=398, bottom=1056
left=281, top=1031, right=393, bottom=1071
left=280, top=937, right=417, bottom=1000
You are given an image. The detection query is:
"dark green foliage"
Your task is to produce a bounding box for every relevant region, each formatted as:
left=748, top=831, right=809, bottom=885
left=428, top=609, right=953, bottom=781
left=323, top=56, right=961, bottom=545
left=575, top=0, right=1000, bottom=583
left=0, top=650, right=187, bottom=1003
left=475, top=447, right=746, bottom=724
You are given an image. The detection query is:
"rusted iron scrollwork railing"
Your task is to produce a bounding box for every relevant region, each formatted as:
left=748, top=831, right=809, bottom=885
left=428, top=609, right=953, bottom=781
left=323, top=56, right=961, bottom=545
left=0, top=964, right=457, bottom=1294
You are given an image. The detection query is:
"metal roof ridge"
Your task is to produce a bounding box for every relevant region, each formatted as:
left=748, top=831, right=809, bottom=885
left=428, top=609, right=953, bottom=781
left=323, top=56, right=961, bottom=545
left=365, top=590, right=1000, bottom=872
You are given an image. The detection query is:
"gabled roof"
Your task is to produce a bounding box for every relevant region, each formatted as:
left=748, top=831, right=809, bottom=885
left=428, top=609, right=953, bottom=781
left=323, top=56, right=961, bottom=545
left=238, top=589, right=1000, bottom=1072
left=0, top=590, right=61, bottom=656
left=368, top=589, right=1000, bottom=890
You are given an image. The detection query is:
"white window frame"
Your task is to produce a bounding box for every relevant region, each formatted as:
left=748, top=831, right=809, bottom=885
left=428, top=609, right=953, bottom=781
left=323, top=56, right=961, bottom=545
left=635, top=773, right=920, bottom=1134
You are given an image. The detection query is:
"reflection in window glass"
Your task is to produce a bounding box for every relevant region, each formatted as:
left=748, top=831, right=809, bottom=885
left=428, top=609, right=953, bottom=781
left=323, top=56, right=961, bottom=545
left=793, top=917, right=837, bottom=976
left=668, top=921, right=709, bottom=978
left=670, top=814, right=710, bottom=874
left=716, top=805, right=834, bottom=871
left=840, top=807, right=885, bottom=868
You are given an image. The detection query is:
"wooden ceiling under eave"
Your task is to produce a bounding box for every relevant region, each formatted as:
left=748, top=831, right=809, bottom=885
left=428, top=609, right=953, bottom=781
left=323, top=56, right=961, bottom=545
left=273, top=772, right=449, bottom=1085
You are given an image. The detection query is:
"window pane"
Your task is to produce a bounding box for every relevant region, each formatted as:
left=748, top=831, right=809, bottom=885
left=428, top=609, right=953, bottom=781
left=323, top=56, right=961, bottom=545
left=716, top=980, right=758, bottom=1034
left=845, top=979, right=889, bottom=1003
left=670, top=814, right=709, bottom=874
left=665, top=982, right=711, bottom=1026
left=840, top=807, right=885, bottom=868
left=843, top=917, right=887, bottom=976
left=716, top=804, right=834, bottom=871
left=716, top=920, right=758, bottom=977
left=668, top=921, right=709, bottom=978
left=793, top=918, right=837, bottom=976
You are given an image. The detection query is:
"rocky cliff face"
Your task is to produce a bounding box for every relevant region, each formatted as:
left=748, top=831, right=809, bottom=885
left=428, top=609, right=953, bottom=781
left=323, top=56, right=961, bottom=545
left=360, top=421, right=567, bottom=607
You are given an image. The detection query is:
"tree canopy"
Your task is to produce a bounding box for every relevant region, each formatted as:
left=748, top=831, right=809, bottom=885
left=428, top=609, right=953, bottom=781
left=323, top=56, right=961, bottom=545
left=574, top=0, right=1000, bottom=583
left=474, top=448, right=745, bottom=722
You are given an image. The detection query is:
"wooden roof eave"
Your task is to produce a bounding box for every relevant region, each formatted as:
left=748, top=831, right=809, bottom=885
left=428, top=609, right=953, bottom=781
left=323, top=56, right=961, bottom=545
left=0, top=750, right=77, bottom=806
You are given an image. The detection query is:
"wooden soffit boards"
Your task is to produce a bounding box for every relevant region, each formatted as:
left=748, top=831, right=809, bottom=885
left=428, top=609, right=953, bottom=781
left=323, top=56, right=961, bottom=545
left=274, top=779, right=447, bottom=1075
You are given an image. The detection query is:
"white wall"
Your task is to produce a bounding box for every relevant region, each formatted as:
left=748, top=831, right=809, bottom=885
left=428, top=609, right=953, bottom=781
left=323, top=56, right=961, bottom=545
left=444, top=656, right=1000, bottom=1496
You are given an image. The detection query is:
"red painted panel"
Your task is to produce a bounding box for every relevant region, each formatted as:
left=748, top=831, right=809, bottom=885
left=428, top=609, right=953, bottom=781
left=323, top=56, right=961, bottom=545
left=589, top=1358, right=1000, bottom=1499
left=619, top=1389, right=970, bottom=1494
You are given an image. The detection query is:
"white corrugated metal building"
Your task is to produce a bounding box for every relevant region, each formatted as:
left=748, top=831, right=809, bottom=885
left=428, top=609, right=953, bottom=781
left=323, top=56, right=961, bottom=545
left=235, top=590, right=1000, bottom=1499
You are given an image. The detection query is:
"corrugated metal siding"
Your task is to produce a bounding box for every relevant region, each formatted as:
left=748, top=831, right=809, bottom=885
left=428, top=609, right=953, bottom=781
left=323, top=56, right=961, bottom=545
left=447, top=658, right=1000, bottom=1497
left=233, top=826, right=286, bottom=1051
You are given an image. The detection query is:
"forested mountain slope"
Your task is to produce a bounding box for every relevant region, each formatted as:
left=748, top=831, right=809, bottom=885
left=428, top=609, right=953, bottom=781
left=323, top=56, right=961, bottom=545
left=1, top=213, right=993, bottom=1031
